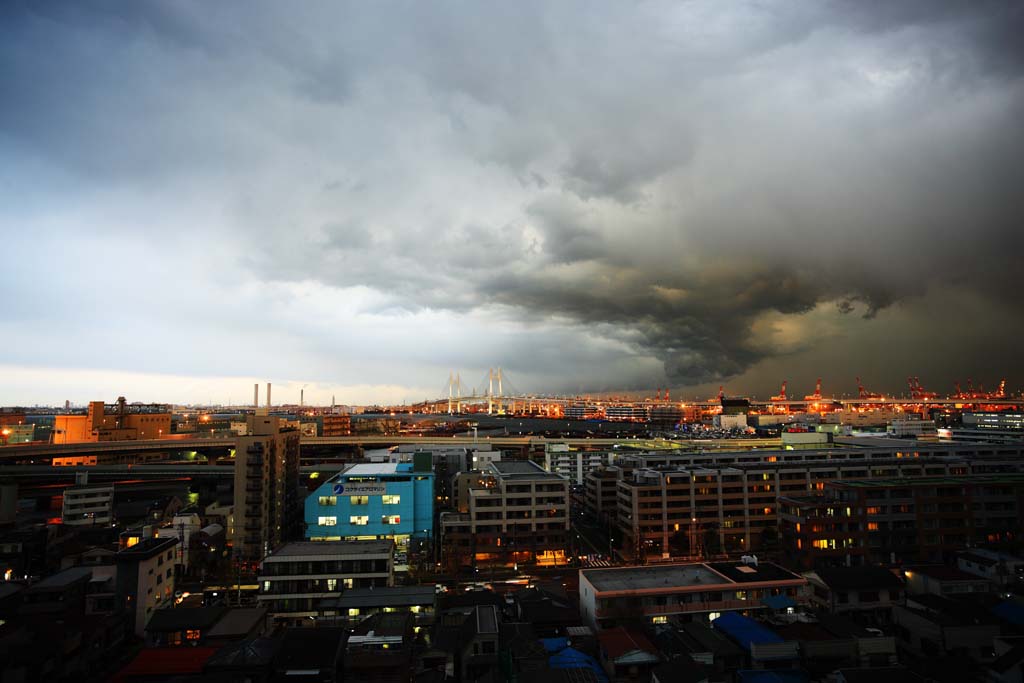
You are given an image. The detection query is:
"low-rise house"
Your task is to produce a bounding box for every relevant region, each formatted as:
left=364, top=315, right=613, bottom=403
left=958, top=549, right=1024, bottom=587
left=274, top=627, right=346, bottom=682
left=346, top=612, right=416, bottom=683
left=805, top=566, right=904, bottom=622
left=904, top=565, right=994, bottom=597
left=144, top=606, right=227, bottom=647
left=596, top=627, right=661, bottom=681
left=893, top=593, right=1001, bottom=661
left=712, top=612, right=799, bottom=670
left=649, top=620, right=744, bottom=678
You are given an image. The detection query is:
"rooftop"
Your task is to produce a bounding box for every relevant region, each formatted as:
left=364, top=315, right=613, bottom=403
left=326, top=585, right=436, bottom=609
left=29, top=566, right=93, bottom=590
left=263, top=539, right=393, bottom=561
left=812, top=566, right=904, bottom=590
left=708, top=562, right=803, bottom=584
left=906, top=565, right=986, bottom=582
left=491, top=460, right=565, bottom=479
left=582, top=561, right=802, bottom=593
left=145, top=606, right=227, bottom=632
left=834, top=473, right=1024, bottom=488
left=206, top=607, right=267, bottom=638
left=341, top=463, right=399, bottom=477
left=116, top=536, right=178, bottom=560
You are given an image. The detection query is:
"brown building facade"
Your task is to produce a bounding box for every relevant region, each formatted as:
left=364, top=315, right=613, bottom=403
left=233, top=413, right=302, bottom=563
left=53, top=398, right=170, bottom=443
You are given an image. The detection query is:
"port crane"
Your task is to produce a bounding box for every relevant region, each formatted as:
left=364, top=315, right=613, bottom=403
left=803, top=378, right=823, bottom=402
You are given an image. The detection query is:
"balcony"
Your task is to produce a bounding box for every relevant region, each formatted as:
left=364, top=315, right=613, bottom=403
left=595, top=598, right=777, bottom=619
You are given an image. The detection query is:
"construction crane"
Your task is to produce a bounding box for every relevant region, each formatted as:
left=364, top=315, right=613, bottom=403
left=907, top=376, right=938, bottom=400
left=770, top=381, right=788, bottom=402
left=803, top=378, right=823, bottom=401
left=856, top=377, right=883, bottom=399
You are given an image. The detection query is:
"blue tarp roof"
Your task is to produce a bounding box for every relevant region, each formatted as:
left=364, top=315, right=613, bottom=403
left=762, top=594, right=796, bottom=610
left=737, top=669, right=808, bottom=683
left=549, top=647, right=608, bottom=683
left=712, top=612, right=783, bottom=651
left=542, top=637, right=570, bottom=653
left=992, top=600, right=1024, bottom=626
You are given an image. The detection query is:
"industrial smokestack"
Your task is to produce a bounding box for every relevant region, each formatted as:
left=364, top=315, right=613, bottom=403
left=266, top=382, right=272, bottom=409
left=254, top=383, right=259, bottom=408
left=300, top=388, right=304, bottom=407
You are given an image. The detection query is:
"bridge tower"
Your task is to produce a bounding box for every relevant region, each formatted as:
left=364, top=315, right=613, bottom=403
left=447, top=372, right=463, bottom=415
left=487, top=368, right=504, bottom=415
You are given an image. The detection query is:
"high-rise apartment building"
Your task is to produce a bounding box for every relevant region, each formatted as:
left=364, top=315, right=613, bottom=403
left=233, top=413, right=302, bottom=562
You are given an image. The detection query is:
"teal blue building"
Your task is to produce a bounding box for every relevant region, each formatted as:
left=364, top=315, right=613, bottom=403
left=305, top=460, right=434, bottom=549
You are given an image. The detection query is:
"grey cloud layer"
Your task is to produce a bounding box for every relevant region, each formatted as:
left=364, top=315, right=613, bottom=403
left=2, top=1, right=1022, bottom=395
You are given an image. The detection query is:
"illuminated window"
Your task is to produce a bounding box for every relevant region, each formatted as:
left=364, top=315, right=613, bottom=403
left=327, top=579, right=337, bottom=591
left=652, top=616, right=668, bottom=624
left=348, top=608, right=360, bottom=617
left=812, top=539, right=836, bottom=550
left=186, top=629, right=201, bottom=641
left=126, top=536, right=140, bottom=548
left=867, top=522, right=880, bottom=531
left=350, top=496, right=369, bottom=505
left=382, top=495, right=401, bottom=505
left=318, top=516, right=337, bottom=526
left=382, top=515, right=401, bottom=525
left=866, top=507, right=881, bottom=515
left=344, top=578, right=354, bottom=589
left=350, top=516, right=369, bottom=525
left=318, top=496, right=337, bottom=506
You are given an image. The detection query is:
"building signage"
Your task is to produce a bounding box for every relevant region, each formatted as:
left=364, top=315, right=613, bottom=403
left=332, top=483, right=386, bottom=496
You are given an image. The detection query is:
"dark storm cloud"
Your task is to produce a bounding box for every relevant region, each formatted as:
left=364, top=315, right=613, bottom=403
left=2, top=0, right=1023, bottom=397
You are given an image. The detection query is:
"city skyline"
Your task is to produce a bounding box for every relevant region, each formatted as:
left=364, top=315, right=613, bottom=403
left=2, top=2, right=1023, bottom=405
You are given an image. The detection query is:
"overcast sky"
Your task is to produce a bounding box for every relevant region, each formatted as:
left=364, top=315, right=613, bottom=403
left=2, top=1, right=1023, bottom=406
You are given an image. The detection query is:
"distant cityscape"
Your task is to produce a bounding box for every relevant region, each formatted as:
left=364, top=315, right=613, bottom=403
left=1, top=379, right=1023, bottom=681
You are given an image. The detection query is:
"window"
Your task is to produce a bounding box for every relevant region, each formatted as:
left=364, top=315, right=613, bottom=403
left=350, top=496, right=369, bottom=505
left=327, top=579, right=337, bottom=591
left=652, top=616, right=668, bottom=624
left=348, top=608, right=360, bottom=617
left=382, top=495, right=401, bottom=505
left=344, top=578, right=354, bottom=589
left=318, top=516, right=337, bottom=526
left=382, top=515, right=401, bottom=525
left=318, top=496, right=337, bottom=506
left=350, top=516, right=369, bottom=526
left=186, top=629, right=200, bottom=641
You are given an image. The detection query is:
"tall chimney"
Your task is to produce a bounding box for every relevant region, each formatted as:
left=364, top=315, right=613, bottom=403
left=300, top=388, right=304, bottom=407
left=266, top=382, right=272, bottom=409
left=254, top=383, right=259, bottom=408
